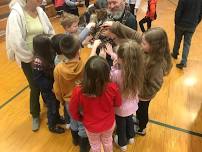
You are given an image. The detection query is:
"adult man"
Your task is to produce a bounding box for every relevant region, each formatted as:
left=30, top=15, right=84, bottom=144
left=107, top=0, right=137, bottom=30
left=172, top=0, right=202, bottom=69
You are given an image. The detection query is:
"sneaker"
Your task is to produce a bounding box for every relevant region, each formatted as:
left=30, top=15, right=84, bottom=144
left=56, top=116, right=66, bottom=124
left=134, top=124, right=146, bottom=136
left=128, top=138, right=134, bottom=144
left=66, top=123, right=70, bottom=129
left=171, top=53, right=178, bottom=59
left=32, top=117, right=40, bottom=132
left=114, top=135, right=127, bottom=151
left=136, top=129, right=146, bottom=136
left=176, top=63, right=187, bottom=69
left=49, top=126, right=65, bottom=134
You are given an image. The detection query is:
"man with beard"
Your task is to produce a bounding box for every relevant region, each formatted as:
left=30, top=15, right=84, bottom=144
left=107, top=0, right=137, bottom=30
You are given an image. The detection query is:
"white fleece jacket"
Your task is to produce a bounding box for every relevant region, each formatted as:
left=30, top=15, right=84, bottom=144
left=6, top=2, right=55, bottom=66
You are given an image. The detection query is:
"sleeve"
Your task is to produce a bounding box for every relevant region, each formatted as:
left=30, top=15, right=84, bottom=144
left=65, top=0, right=77, bottom=7
left=6, top=11, right=33, bottom=61
left=79, top=27, right=90, bottom=43
left=140, top=66, right=164, bottom=99
left=111, top=22, right=142, bottom=43
left=41, top=9, right=55, bottom=35
left=113, top=84, right=122, bottom=107
left=175, top=0, right=184, bottom=25
left=69, top=87, right=83, bottom=121
left=53, top=67, right=64, bottom=104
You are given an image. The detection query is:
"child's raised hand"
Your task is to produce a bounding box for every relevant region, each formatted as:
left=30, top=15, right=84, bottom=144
left=86, top=22, right=96, bottom=29
left=99, top=48, right=107, bottom=59
left=105, top=43, right=113, bottom=56
left=93, top=39, right=102, bottom=47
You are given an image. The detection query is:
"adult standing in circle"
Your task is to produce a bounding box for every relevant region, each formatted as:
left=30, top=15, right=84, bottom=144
left=6, top=0, right=55, bottom=131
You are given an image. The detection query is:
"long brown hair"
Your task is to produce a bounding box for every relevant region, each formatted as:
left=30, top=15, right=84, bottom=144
left=117, top=40, right=144, bottom=98
left=82, top=56, right=110, bottom=96
left=144, top=27, right=172, bottom=75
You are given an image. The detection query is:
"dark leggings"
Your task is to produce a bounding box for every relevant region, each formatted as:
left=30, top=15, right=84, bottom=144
left=21, top=62, right=40, bottom=118
left=115, top=115, right=135, bottom=146
left=139, top=17, right=152, bottom=32
left=136, top=100, right=151, bottom=130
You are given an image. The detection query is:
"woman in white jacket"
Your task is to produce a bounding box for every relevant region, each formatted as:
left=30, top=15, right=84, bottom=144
left=6, top=0, right=55, bottom=131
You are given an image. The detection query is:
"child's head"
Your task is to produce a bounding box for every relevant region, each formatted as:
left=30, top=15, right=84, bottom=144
left=60, top=12, right=79, bottom=33
left=142, top=27, right=172, bottom=75
left=33, top=34, right=54, bottom=63
left=59, top=34, right=80, bottom=59
left=82, top=56, right=110, bottom=96
left=51, top=34, right=66, bottom=55
left=117, top=40, right=144, bottom=97
left=142, top=27, right=169, bottom=54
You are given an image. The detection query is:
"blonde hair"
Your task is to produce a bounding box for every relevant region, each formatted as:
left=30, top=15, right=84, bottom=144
left=144, top=27, right=172, bottom=75
left=60, top=12, right=79, bottom=28
left=117, top=40, right=144, bottom=98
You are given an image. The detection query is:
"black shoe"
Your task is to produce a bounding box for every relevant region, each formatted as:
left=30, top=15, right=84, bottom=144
left=79, top=137, right=90, bottom=152
left=171, top=53, right=178, bottom=59
left=56, top=116, right=66, bottom=124
left=176, top=63, right=186, bottom=69
left=49, top=126, right=65, bottom=134
left=71, top=130, right=80, bottom=146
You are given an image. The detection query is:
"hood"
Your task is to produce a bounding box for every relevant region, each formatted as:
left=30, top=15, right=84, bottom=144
left=57, top=60, right=84, bottom=81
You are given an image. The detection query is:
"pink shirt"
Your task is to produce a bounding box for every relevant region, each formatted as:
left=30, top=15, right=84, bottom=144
left=110, top=66, right=139, bottom=117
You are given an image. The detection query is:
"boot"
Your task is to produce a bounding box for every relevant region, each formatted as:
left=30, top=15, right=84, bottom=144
left=79, top=137, right=90, bottom=152
left=71, top=130, right=80, bottom=146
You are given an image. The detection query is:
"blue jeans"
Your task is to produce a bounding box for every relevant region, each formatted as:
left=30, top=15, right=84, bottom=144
left=65, top=103, right=87, bottom=137
left=173, top=25, right=194, bottom=65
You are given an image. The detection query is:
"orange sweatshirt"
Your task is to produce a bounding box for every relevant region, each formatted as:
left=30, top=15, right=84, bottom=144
left=53, top=56, right=88, bottom=104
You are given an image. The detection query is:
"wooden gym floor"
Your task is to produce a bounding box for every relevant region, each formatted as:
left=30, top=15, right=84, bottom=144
left=0, top=0, right=202, bottom=151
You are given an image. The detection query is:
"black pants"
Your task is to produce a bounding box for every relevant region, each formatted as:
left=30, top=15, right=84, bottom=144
left=136, top=100, right=151, bottom=130
left=115, top=115, right=135, bottom=146
left=41, top=90, right=60, bottom=128
left=139, top=17, right=152, bottom=32
left=21, top=62, right=41, bottom=118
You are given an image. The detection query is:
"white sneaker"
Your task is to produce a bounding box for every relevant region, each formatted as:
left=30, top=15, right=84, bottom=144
left=136, top=129, right=146, bottom=136
left=129, top=138, right=134, bottom=144
left=114, top=135, right=127, bottom=151
left=66, top=123, right=70, bottom=129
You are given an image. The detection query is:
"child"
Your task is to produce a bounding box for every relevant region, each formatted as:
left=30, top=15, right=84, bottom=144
left=32, top=34, right=65, bottom=134
left=51, top=34, right=71, bottom=129
left=101, top=22, right=172, bottom=135
left=53, top=35, right=99, bottom=152
left=60, top=12, right=95, bottom=45
left=69, top=56, right=122, bottom=152
left=136, top=27, right=172, bottom=135
left=104, top=40, right=144, bottom=151
left=139, top=0, right=157, bottom=32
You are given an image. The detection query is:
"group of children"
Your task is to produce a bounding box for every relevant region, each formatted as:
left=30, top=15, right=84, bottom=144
left=29, top=7, right=172, bottom=151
